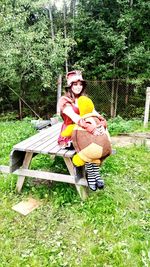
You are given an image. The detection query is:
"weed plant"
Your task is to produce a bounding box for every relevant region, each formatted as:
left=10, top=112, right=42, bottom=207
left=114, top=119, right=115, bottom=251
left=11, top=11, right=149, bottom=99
left=108, top=115, right=150, bottom=136
left=0, top=119, right=150, bottom=267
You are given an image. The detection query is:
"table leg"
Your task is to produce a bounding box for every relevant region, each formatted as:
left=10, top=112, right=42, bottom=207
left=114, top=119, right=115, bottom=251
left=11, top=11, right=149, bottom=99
left=63, top=157, right=88, bottom=200
left=16, top=152, right=33, bottom=193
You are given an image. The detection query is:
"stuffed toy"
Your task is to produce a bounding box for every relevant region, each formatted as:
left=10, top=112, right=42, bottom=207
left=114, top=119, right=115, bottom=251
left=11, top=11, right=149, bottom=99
left=61, top=96, right=112, bottom=167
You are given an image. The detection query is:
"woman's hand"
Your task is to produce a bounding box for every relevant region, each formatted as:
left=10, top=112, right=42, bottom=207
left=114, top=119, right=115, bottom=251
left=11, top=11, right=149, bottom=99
left=96, top=125, right=105, bottom=135
left=78, top=118, right=104, bottom=136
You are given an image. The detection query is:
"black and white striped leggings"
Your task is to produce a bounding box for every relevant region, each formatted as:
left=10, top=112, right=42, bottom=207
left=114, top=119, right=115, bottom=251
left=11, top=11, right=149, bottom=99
left=85, top=162, right=104, bottom=190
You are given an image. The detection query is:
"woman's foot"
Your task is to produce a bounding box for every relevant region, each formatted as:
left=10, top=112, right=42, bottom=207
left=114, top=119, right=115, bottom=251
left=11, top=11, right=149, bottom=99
left=96, top=179, right=104, bottom=189
left=88, top=182, right=97, bottom=191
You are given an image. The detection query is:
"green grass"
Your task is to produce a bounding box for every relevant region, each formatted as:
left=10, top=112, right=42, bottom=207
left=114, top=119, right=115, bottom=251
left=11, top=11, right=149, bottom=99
left=0, top=119, right=150, bottom=267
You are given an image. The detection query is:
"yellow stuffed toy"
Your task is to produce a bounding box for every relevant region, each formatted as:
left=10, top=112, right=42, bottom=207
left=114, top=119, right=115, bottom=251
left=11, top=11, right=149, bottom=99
left=61, top=96, right=112, bottom=167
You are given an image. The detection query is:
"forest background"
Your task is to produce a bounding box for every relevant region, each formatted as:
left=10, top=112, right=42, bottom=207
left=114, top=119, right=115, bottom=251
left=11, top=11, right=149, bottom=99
left=0, top=0, right=150, bottom=119
left=0, top=3, right=150, bottom=265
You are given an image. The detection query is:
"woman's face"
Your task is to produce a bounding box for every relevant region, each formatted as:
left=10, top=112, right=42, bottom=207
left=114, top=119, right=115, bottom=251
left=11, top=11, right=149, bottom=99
left=71, top=81, right=83, bottom=95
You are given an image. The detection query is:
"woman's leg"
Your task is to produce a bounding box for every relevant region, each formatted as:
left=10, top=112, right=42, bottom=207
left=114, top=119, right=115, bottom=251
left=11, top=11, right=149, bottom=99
left=85, top=163, right=97, bottom=191
left=92, top=163, right=104, bottom=189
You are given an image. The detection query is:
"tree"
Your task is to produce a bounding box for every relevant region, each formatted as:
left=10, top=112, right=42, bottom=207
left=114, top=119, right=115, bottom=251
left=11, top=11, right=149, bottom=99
left=0, top=0, right=74, bottom=116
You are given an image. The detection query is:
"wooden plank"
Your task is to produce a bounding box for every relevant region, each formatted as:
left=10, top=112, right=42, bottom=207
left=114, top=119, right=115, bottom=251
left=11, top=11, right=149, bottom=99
left=27, top=129, right=60, bottom=151
left=37, top=140, right=60, bottom=153
left=50, top=145, right=75, bottom=157
left=144, top=87, right=150, bottom=127
left=57, top=149, right=75, bottom=157
left=47, top=144, right=66, bottom=155
left=0, top=165, right=87, bottom=186
left=17, top=127, right=60, bottom=150
left=64, top=149, right=76, bottom=157
left=47, top=146, right=75, bottom=157
left=12, top=197, right=41, bottom=216
left=16, top=152, right=33, bottom=193
left=13, top=128, right=51, bottom=150
left=14, top=123, right=62, bottom=151
left=14, top=169, right=87, bottom=186
left=63, top=157, right=88, bottom=200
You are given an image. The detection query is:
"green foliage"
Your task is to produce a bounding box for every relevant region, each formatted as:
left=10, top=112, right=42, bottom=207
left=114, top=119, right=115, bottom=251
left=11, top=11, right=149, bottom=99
left=0, top=0, right=75, bottom=115
left=121, top=105, right=145, bottom=119
left=71, top=0, right=150, bottom=81
left=0, top=0, right=69, bottom=88
left=0, top=111, right=18, bottom=121
left=0, top=0, right=150, bottom=118
left=0, top=120, right=36, bottom=166
left=108, top=116, right=144, bottom=136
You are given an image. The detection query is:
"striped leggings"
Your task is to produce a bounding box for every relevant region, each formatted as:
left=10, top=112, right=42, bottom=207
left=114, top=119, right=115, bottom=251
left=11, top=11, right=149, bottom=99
left=85, top=162, right=104, bottom=191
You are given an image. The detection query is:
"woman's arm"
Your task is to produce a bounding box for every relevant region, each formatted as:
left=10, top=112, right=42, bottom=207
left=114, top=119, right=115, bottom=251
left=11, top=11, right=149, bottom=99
left=63, top=105, right=100, bottom=135
left=63, top=105, right=81, bottom=123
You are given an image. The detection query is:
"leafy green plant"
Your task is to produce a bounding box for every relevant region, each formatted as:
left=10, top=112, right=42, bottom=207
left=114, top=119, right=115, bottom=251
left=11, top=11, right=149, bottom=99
left=108, top=115, right=148, bottom=136
left=0, top=112, right=18, bottom=121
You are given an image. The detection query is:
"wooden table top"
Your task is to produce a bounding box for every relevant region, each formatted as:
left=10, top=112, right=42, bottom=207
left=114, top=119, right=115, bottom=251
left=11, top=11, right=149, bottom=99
left=12, top=122, right=75, bottom=158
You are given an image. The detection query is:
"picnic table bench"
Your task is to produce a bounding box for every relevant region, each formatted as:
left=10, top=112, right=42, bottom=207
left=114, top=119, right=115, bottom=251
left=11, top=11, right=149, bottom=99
left=0, top=122, right=116, bottom=200
left=0, top=122, right=89, bottom=200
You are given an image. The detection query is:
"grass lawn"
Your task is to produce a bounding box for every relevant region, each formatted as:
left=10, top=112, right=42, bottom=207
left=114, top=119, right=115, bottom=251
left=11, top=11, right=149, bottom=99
left=0, top=119, right=150, bottom=267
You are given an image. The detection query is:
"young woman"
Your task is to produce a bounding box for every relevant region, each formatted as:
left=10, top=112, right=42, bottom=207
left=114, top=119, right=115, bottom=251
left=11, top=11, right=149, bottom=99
left=57, top=70, right=106, bottom=191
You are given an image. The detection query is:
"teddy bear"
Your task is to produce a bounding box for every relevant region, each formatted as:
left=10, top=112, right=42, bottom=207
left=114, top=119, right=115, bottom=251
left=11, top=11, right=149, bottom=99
left=61, top=96, right=112, bottom=167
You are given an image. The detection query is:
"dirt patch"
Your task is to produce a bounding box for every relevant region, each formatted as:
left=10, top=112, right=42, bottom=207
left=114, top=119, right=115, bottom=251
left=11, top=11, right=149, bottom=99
left=119, top=132, right=150, bottom=139
left=111, top=133, right=150, bottom=147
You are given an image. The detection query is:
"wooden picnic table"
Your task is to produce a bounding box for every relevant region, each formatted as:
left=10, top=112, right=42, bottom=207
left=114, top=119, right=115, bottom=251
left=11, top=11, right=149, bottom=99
left=0, top=122, right=88, bottom=200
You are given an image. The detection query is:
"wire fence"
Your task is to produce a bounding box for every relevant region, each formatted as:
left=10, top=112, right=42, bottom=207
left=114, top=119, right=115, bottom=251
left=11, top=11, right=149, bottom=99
left=0, top=79, right=149, bottom=120
left=86, top=80, right=147, bottom=119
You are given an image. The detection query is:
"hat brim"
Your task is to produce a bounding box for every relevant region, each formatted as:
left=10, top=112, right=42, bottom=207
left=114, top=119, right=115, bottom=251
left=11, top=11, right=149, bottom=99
left=65, top=80, right=87, bottom=90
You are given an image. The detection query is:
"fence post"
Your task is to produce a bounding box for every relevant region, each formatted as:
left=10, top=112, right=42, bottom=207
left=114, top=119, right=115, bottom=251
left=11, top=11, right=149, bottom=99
left=56, top=74, right=62, bottom=115
left=144, top=87, right=150, bottom=127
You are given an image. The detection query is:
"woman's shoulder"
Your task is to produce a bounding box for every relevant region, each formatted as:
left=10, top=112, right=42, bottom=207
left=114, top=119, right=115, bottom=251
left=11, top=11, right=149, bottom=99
left=59, top=95, right=72, bottom=101
left=58, top=96, right=73, bottom=111
left=58, top=95, right=73, bottom=105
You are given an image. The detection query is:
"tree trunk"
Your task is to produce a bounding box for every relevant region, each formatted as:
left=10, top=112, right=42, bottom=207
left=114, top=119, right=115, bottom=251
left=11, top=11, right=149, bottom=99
left=114, top=80, right=119, bottom=117
left=57, top=74, right=62, bottom=115
left=125, top=0, right=133, bottom=105
left=19, top=98, right=22, bottom=120
left=125, top=82, right=129, bottom=105
left=110, top=79, right=115, bottom=118
left=63, top=0, right=68, bottom=73
left=47, top=4, right=55, bottom=40
left=70, top=0, right=77, bottom=37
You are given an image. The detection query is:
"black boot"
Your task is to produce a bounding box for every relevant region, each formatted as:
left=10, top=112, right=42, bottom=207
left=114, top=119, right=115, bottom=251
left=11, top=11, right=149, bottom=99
left=87, top=180, right=97, bottom=191
left=96, top=179, right=104, bottom=189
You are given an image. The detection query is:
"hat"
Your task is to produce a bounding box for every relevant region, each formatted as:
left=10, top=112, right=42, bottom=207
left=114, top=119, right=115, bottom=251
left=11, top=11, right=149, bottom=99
left=66, top=70, right=86, bottom=87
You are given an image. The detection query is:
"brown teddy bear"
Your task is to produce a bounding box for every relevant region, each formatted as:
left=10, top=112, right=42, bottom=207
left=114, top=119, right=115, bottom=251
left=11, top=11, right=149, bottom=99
left=61, top=96, right=112, bottom=167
